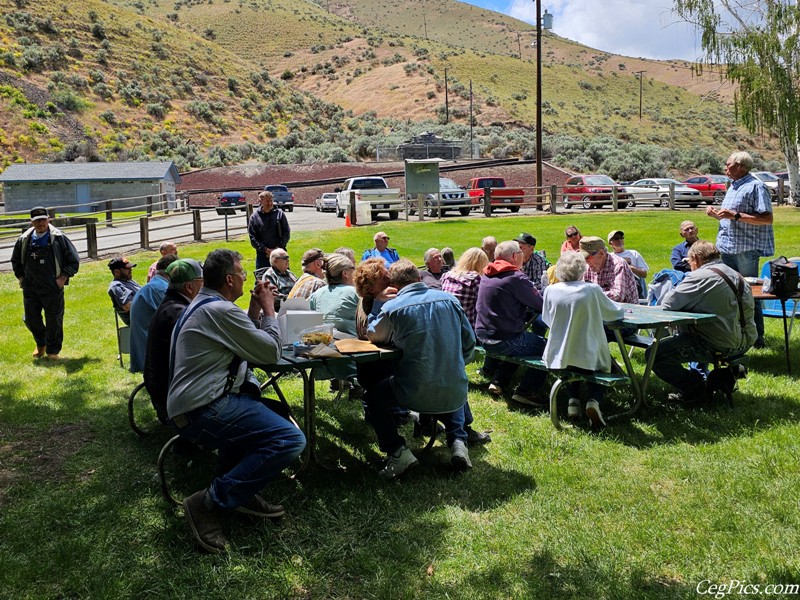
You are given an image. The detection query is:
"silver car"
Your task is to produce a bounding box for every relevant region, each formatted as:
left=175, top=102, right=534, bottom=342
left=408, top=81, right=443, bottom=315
left=626, top=178, right=703, bottom=207
left=314, top=192, right=338, bottom=212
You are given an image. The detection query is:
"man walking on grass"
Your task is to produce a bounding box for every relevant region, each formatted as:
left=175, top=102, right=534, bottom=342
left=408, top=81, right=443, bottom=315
left=11, top=207, right=80, bottom=361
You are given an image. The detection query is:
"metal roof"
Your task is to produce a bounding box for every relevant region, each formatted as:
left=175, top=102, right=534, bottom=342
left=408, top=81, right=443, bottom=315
left=0, top=161, right=181, bottom=183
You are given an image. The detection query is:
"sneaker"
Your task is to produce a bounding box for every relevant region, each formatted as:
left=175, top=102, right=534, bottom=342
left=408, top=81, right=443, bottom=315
left=488, top=383, right=504, bottom=397
left=235, top=493, right=285, bottom=518
left=32, top=346, right=45, bottom=359
left=465, top=426, right=491, bottom=445
left=585, top=400, right=607, bottom=428
left=183, top=489, right=228, bottom=553
left=567, top=398, right=581, bottom=419
left=379, top=445, right=419, bottom=479
left=450, top=439, right=472, bottom=470
left=511, top=390, right=548, bottom=408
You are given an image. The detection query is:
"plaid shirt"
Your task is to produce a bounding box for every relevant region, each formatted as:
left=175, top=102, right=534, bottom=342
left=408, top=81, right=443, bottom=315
left=441, top=270, right=482, bottom=329
left=584, top=252, right=638, bottom=304
left=717, top=173, right=774, bottom=257
left=522, top=253, right=547, bottom=291
left=287, top=272, right=325, bottom=300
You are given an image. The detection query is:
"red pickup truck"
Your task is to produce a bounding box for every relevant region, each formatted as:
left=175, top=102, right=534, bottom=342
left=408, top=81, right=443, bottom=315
left=467, top=177, right=524, bottom=213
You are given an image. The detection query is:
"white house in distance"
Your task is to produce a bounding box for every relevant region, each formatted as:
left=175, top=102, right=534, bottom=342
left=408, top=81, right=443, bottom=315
left=0, top=161, right=181, bottom=214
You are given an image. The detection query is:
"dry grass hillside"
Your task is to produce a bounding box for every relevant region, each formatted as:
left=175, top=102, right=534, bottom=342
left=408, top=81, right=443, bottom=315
left=0, top=0, right=781, bottom=175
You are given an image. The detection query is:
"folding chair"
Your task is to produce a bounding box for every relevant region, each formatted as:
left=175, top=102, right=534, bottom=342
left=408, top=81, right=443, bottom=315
left=114, top=310, right=131, bottom=368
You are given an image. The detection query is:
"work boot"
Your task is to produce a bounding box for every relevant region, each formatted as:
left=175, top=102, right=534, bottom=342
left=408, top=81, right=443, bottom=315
left=32, top=346, right=45, bottom=359
left=235, top=493, right=285, bottom=519
left=183, top=489, right=228, bottom=553
left=44, top=354, right=61, bottom=361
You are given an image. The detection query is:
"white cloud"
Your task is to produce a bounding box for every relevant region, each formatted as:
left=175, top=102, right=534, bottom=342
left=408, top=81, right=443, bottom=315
left=504, top=0, right=703, bottom=61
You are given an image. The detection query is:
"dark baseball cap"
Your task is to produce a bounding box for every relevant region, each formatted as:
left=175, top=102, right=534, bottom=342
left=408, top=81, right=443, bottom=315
left=514, top=232, right=536, bottom=246
left=108, top=256, right=136, bottom=270
left=30, top=207, right=49, bottom=221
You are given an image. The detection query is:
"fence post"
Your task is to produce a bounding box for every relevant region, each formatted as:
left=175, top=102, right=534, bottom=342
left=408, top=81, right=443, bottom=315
left=85, top=222, right=98, bottom=259
left=669, top=182, right=676, bottom=210
left=347, top=191, right=358, bottom=226
left=550, top=185, right=558, bottom=214
left=139, top=216, right=150, bottom=249
left=778, top=180, right=786, bottom=205
left=417, top=194, right=424, bottom=221
left=611, top=187, right=618, bottom=212
left=105, top=200, right=113, bottom=227
left=245, top=203, right=253, bottom=220
left=146, top=196, right=153, bottom=217
left=483, top=188, right=492, bottom=217
left=193, top=210, right=202, bottom=241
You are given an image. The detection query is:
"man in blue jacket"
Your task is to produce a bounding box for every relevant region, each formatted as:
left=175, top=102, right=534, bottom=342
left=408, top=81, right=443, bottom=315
left=11, top=207, right=80, bottom=360
left=366, top=258, right=475, bottom=478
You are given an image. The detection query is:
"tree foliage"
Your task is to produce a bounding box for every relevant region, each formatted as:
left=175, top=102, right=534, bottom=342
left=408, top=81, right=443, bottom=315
left=674, top=0, right=800, bottom=203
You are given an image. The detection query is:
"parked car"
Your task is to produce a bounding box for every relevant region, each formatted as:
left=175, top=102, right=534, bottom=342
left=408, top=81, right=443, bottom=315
left=751, top=171, right=784, bottom=201
left=314, top=192, right=338, bottom=212
left=217, top=191, right=247, bottom=211
left=682, top=174, right=731, bottom=204
left=563, top=175, right=633, bottom=209
left=407, top=177, right=470, bottom=217
left=625, top=178, right=703, bottom=207
left=466, top=176, right=524, bottom=213
left=263, top=184, right=294, bottom=212
left=775, top=171, right=792, bottom=192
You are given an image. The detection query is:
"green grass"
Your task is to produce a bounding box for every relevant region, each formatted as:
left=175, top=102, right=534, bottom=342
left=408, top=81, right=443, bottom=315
left=1, top=209, right=799, bottom=598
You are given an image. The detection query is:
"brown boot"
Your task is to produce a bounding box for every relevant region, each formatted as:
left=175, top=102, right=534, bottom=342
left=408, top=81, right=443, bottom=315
left=235, top=493, right=285, bottom=518
left=45, top=354, right=61, bottom=361
left=32, top=346, right=45, bottom=359
left=183, top=489, right=228, bottom=553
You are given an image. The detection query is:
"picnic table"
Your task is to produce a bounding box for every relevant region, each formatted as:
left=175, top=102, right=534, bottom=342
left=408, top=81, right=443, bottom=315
left=608, top=303, right=717, bottom=418
left=256, top=343, right=401, bottom=475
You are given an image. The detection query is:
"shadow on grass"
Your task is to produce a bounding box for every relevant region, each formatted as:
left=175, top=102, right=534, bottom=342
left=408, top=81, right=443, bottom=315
left=35, top=354, right=103, bottom=374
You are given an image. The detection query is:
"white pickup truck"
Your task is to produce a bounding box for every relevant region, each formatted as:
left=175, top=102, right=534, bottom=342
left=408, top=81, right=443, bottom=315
left=335, top=176, right=403, bottom=220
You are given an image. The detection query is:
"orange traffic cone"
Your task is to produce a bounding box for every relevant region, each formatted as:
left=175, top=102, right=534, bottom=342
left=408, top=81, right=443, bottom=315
left=344, top=211, right=352, bottom=227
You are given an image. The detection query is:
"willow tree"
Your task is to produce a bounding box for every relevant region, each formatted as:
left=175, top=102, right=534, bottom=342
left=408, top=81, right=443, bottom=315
left=675, top=0, right=800, bottom=204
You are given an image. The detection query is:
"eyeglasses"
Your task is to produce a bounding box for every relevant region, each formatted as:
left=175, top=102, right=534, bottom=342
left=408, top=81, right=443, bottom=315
left=232, top=269, right=247, bottom=281
left=611, top=236, right=624, bottom=241
left=276, top=255, right=289, bottom=260
left=567, top=232, right=580, bottom=238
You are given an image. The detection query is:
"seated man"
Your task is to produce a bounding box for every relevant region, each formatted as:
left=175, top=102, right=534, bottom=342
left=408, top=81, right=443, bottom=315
left=147, top=241, right=178, bottom=282
left=418, top=247, right=449, bottom=290
left=646, top=240, right=756, bottom=403
left=580, top=236, right=639, bottom=304
left=607, top=230, right=649, bottom=299
left=260, top=248, right=297, bottom=309
left=516, top=232, right=547, bottom=291
left=366, top=259, right=476, bottom=478
left=108, top=257, right=141, bottom=325
left=167, top=249, right=306, bottom=553
left=474, top=240, right=548, bottom=407
left=287, top=248, right=326, bottom=300
left=671, top=220, right=699, bottom=273
left=361, top=231, right=400, bottom=266
left=143, top=259, right=204, bottom=424
left=129, top=253, right=177, bottom=373
left=481, top=236, right=497, bottom=261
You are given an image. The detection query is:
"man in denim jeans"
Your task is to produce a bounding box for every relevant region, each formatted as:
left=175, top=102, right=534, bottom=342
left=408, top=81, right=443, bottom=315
left=474, top=240, right=548, bottom=408
left=366, top=259, right=476, bottom=478
left=167, top=249, right=305, bottom=553
left=706, top=151, right=774, bottom=348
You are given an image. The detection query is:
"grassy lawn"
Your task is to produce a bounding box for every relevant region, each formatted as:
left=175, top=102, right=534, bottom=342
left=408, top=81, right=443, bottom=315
left=1, top=209, right=799, bottom=598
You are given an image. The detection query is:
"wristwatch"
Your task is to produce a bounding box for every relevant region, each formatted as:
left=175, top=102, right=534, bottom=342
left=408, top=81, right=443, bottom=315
left=734, top=212, right=741, bottom=221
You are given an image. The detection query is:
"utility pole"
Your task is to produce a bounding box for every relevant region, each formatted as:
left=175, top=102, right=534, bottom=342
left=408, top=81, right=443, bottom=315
left=469, top=79, right=473, bottom=145
left=444, top=68, right=449, bottom=123
left=535, top=0, right=542, bottom=200
left=634, top=70, right=645, bottom=120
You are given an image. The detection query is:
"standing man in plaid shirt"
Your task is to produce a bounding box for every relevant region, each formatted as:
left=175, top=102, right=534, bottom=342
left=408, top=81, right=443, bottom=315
left=706, top=151, right=773, bottom=348
left=580, top=236, right=638, bottom=305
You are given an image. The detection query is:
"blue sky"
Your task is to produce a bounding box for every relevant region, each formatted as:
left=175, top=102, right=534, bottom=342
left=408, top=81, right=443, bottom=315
left=460, top=0, right=703, bottom=61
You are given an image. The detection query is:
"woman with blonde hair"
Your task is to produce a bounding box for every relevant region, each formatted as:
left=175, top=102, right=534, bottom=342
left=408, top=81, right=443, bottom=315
left=441, top=247, right=489, bottom=329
